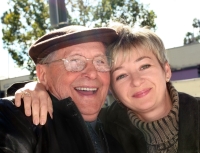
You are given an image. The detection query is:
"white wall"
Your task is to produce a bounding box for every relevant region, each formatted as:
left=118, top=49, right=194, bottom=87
left=167, top=43, right=200, bottom=70
left=172, top=78, right=200, bottom=97
left=0, top=75, right=31, bottom=92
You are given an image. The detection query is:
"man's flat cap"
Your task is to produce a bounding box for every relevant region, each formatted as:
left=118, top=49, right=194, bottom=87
left=29, top=25, right=118, bottom=64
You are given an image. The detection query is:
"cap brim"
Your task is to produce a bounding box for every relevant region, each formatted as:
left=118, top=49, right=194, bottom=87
left=29, top=28, right=118, bottom=64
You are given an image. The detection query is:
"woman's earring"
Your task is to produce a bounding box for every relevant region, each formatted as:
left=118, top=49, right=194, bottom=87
left=166, top=77, right=170, bottom=82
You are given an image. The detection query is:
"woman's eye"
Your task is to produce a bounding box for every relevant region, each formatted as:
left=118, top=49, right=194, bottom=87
left=141, top=64, right=151, bottom=70
left=116, top=74, right=127, bottom=81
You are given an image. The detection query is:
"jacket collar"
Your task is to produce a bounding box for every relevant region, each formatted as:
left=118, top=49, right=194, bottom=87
left=49, top=93, right=81, bottom=118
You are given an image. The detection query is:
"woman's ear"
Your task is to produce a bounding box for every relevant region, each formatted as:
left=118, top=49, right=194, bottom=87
left=36, top=64, right=49, bottom=89
left=164, top=62, right=172, bottom=82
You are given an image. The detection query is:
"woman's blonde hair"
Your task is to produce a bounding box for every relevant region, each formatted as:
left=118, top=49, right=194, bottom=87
left=107, top=23, right=169, bottom=100
left=107, top=23, right=168, bottom=70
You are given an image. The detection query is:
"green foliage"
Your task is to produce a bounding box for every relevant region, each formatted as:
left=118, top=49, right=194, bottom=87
left=184, top=18, right=200, bottom=45
left=1, top=0, right=51, bottom=78
left=1, top=0, right=157, bottom=78
left=65, top=0, right=157, bottom=28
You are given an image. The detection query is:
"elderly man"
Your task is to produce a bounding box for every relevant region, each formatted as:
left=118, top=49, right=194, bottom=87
left=0, top=25, right=124, bottom=153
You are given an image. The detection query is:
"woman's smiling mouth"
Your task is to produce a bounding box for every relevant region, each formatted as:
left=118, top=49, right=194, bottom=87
left=132, top=88, right=151, bottom=98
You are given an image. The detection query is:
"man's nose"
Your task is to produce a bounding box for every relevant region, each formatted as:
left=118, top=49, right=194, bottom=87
left=81, top=61, right=98, bottom=79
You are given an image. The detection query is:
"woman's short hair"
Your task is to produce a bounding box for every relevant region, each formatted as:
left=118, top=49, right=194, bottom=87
left=107, top=23, right=168, bottom=70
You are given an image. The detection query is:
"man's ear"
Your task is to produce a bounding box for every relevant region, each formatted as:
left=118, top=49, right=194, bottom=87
left=36, top=64, right=49, bottom=89
left=164, top=62, right=172, bottom=82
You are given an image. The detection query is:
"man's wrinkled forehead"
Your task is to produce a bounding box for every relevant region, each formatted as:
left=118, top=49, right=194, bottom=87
left=29, top=26, right=118, bottom=64
left=55, top=42, right=107, bottom=57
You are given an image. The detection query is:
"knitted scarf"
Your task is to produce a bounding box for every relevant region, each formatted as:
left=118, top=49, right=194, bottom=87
left=127, top=82, right=179, bottom=153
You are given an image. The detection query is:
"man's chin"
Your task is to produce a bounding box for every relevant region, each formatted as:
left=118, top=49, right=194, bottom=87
left=81, top=111, right=99, bottom=122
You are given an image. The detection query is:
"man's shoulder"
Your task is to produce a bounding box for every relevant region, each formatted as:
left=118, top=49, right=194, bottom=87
left=0, top=97, right=38, bottom=152
left=0, top=97, right=33, bottom=127
left=0, top=97, right=15, bottom=110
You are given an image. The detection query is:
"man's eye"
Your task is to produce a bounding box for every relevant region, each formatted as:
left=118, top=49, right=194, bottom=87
left=70, top=58, right=83, bottom=63
left=95, top=58, right=107, bottom=64
left=116, top=74, right=127, bottom=81
left=97, top=60, right=105, bottom=64
left=141, top=64, right=151, bottom=70
left=71, top=58, right=79, bottom=61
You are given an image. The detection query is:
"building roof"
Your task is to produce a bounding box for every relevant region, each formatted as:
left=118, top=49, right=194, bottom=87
left=167, top=43, right=200, bottom=70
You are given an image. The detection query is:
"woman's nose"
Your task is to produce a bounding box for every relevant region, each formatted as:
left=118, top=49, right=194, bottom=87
left=130, top=73, right=144, bottom=87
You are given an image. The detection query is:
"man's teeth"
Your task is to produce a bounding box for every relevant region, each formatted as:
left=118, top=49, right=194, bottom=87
left=75, top=87, right=97, bottom=91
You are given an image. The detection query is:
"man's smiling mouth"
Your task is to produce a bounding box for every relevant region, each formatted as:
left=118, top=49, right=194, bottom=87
left=75, top=87, right=98, bottom=94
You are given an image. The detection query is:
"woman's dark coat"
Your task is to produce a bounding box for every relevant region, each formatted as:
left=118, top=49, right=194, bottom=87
left=99, top=92, right=200, bottom=153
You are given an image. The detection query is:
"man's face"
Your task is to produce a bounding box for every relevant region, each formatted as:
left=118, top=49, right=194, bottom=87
left=37, top=42, right=110, bottom=121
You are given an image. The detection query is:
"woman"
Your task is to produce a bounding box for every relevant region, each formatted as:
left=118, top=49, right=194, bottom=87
left=14, top=23, right=200, bottom=153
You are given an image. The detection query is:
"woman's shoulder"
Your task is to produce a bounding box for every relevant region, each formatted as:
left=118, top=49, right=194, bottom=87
left=178, top=92, right=200, bottom=102
left=99, top=101, right=131, bottom=129
left=178, top=92, right=200, bottom=110
left=100, top=101, right=127, bottom=118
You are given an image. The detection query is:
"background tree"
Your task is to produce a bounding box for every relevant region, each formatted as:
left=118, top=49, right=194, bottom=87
left=1, top=0, right=50, bottom=78
left=1, top=0, right=157, bottom=78
left=184, top=18, right=200, bottom=45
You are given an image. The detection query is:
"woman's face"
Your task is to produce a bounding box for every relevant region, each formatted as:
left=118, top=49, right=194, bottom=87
left=111, top=47, right=172, bottom=119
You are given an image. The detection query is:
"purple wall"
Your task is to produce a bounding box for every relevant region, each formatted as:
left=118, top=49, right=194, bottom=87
left=171, top=68, right=199, bottom=81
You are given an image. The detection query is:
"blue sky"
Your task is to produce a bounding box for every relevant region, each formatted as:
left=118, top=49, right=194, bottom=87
left=0, top=0, right=200, bottom=79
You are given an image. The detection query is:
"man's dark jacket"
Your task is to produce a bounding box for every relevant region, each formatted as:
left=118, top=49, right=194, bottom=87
left=99, top=92, right=200, bottom=153
left=0, top=95, right=124, bottom=153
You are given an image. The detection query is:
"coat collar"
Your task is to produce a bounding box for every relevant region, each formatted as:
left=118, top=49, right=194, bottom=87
left=49, top=93, right=81, bottom=119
